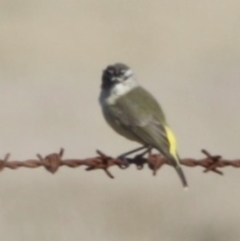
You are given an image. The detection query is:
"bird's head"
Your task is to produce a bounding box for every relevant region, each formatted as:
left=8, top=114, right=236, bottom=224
left=101, top=63, right=134, bottom=90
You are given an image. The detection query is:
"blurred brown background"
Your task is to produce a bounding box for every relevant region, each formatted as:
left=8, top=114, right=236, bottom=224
left=1, top=0, right=240, bottom=240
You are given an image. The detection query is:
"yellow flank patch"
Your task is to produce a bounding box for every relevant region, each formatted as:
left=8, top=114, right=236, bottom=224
left=164, top=125, right=178, bottom=160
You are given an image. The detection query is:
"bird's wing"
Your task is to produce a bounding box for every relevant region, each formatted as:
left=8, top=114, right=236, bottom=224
left=122, top=113, right=173, bottom=158
left=113, top=87, right=178, bottom=161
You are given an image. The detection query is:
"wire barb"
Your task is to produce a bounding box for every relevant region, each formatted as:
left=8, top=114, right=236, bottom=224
left=0, top=148, right=239, bottom=178
left=201, top=149, right=223, bottom=175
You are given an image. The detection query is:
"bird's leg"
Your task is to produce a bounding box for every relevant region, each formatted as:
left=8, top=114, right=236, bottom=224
left=118, top=145, right=149, bottom=158
left=137, top=146, right=152, bottom=158
left=117, top=145, right=149, bottom=167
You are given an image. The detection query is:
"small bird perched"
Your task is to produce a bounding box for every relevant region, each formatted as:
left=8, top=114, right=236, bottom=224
left=99, top=63, right=188, bottom=188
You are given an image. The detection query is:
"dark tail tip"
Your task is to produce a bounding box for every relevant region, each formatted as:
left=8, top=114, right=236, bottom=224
left=176, top=166, right=188, bottom=189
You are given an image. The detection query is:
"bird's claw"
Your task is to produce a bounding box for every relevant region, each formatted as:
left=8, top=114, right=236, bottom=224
left=117, top=155, right=130, bottom=169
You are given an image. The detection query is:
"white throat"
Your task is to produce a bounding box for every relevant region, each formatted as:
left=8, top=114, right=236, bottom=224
left=100, top=77, right=138, bottom=105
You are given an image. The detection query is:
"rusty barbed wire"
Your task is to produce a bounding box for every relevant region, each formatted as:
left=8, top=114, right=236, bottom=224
left=0, top=148, right=240, bottom=178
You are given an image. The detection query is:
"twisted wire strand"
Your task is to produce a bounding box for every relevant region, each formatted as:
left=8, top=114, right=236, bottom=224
left=0, top=148, right=239, bottom=178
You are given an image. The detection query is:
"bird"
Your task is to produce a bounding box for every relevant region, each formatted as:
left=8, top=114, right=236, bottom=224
left=99, top=63, right=188, bottom=189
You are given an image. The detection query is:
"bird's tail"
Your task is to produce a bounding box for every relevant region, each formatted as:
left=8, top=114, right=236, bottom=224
left=167, top=154, right=188, bottom=189
left=160, top=125, right=188, bottom=189
left=174, top=163, right=188, bottom=190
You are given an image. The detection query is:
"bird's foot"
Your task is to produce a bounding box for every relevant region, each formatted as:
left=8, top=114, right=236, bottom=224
left=116, top=155, right=130, bottom=169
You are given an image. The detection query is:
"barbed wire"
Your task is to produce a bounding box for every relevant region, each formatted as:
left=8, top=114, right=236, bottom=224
left=0, top=148, right=239, bottom=178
